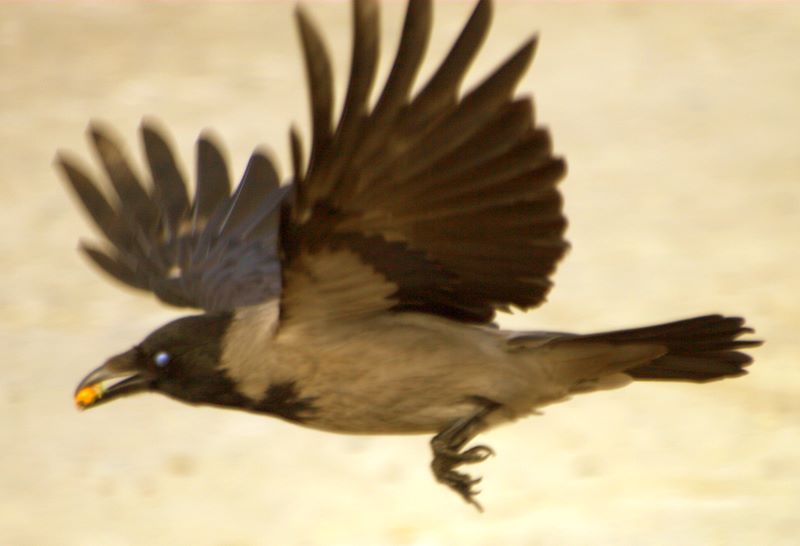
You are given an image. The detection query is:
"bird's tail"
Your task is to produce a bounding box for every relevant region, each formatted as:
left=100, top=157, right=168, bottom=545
left=511, top=314, right=762, bottom=386
left=574, top=314, right=762, bottom=382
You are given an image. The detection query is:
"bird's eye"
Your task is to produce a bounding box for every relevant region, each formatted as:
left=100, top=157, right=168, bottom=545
left=154, top=351, right=171, bottom=367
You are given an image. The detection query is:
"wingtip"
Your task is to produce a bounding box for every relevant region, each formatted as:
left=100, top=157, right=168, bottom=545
left=139, top=117, right=181, bottom=163
left=52, top=149, right=85, bottom=178
left=294, top=3, right=313, bottom=31
left=86, top=120, right=130, bottom=160
left=139, top=115, right=168, bottom=140
left=289, top=123, right=302, bottom=138
left=52, top=149, right=70, bottom=169
left=523, top=34, right=539, bottom=57
left=354, top=0, right=379, bottom=19
left=77, top=238, right=97, bottom=256
left=244, top=145, right=281, bottom=184
left=473, top=0, right=493, bottom=26
left=251, top=144, right=276, bottom=162
left=510, top=36, right=539, bottom=73
left=197, top=127, right=224, bottom=151
left=87, top=119, right=112, bottom=142
left=289, top=124, right=305, bottom=181
left=549, top=155, right=568, bottom=180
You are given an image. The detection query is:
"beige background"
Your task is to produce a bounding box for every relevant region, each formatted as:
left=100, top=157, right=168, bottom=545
left=2, top=2, right=798, bottom=545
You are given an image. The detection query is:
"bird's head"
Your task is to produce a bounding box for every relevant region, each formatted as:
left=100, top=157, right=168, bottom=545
left=74, top=313, right=245, bottom=410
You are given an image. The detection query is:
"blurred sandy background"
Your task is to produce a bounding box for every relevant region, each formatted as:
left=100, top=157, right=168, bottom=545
left=1, top=1, right=799, bottom=545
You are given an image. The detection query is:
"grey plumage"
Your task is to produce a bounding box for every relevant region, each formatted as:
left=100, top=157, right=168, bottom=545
left=62, top=0, right=761, bottom=511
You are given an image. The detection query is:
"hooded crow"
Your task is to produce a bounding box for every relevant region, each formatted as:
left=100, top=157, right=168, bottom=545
left=57, top=0, right=761, bottom=510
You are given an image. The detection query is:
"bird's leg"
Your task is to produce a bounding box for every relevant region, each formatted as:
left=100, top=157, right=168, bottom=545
left=430, top=400, right=499, bottom=512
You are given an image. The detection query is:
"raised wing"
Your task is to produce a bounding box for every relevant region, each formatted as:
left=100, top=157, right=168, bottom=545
left=280, top=0, right=569, bottom=328
left=57, top=120, right=290, bottom=312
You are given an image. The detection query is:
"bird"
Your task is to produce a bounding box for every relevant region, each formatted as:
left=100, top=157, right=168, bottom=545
left=57, top=0, right=761, bottom=511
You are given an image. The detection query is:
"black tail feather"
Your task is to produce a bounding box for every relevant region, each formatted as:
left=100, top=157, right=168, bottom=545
left=582, top=315, right=762, bottom=383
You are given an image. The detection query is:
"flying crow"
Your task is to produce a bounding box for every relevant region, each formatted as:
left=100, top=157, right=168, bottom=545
left=57, top=0, right=761, bottom=510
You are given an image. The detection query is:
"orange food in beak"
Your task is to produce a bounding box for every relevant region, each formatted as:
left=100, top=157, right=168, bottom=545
left=75, top=384, right=104, bottom=409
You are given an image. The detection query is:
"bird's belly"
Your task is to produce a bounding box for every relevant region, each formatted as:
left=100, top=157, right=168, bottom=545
left=271, top=314, right=537, bottom=435
left=291, top=364, right=486, bottom=435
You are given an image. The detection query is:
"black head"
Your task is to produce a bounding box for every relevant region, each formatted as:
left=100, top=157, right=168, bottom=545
left=75, top=313, right=247, bottom=410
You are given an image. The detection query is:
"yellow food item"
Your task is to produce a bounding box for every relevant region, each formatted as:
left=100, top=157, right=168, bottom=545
left=75, top=384, right=103, bottom=408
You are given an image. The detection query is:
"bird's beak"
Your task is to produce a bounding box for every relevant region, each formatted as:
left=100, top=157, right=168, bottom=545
left=74, top=349, right=154, bottom=410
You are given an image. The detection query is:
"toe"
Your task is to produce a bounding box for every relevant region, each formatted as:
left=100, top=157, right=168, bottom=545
left=462, top=445, right=494, bottom=462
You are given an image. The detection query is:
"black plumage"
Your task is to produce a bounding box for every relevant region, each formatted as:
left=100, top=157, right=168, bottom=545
left=59, top=120, right=286, bottom=311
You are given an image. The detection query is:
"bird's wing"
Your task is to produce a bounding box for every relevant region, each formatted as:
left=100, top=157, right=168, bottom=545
left=57, top=120, right=290, bottom=312
left=280, top=0, right=568, bottom=329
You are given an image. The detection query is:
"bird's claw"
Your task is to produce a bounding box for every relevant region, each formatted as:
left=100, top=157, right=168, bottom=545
left=462, top=445, right=494, bottom=462
left=440, top=469, right=484, bottom=512
left=430, top=403, right=499, bottom=511
left=431, top=440, right=494, bottom=511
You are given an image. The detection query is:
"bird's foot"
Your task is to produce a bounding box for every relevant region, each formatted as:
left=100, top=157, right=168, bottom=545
left=430, top=402, right=498, bottom=512
left=431, top=442, right=494, bottom=511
